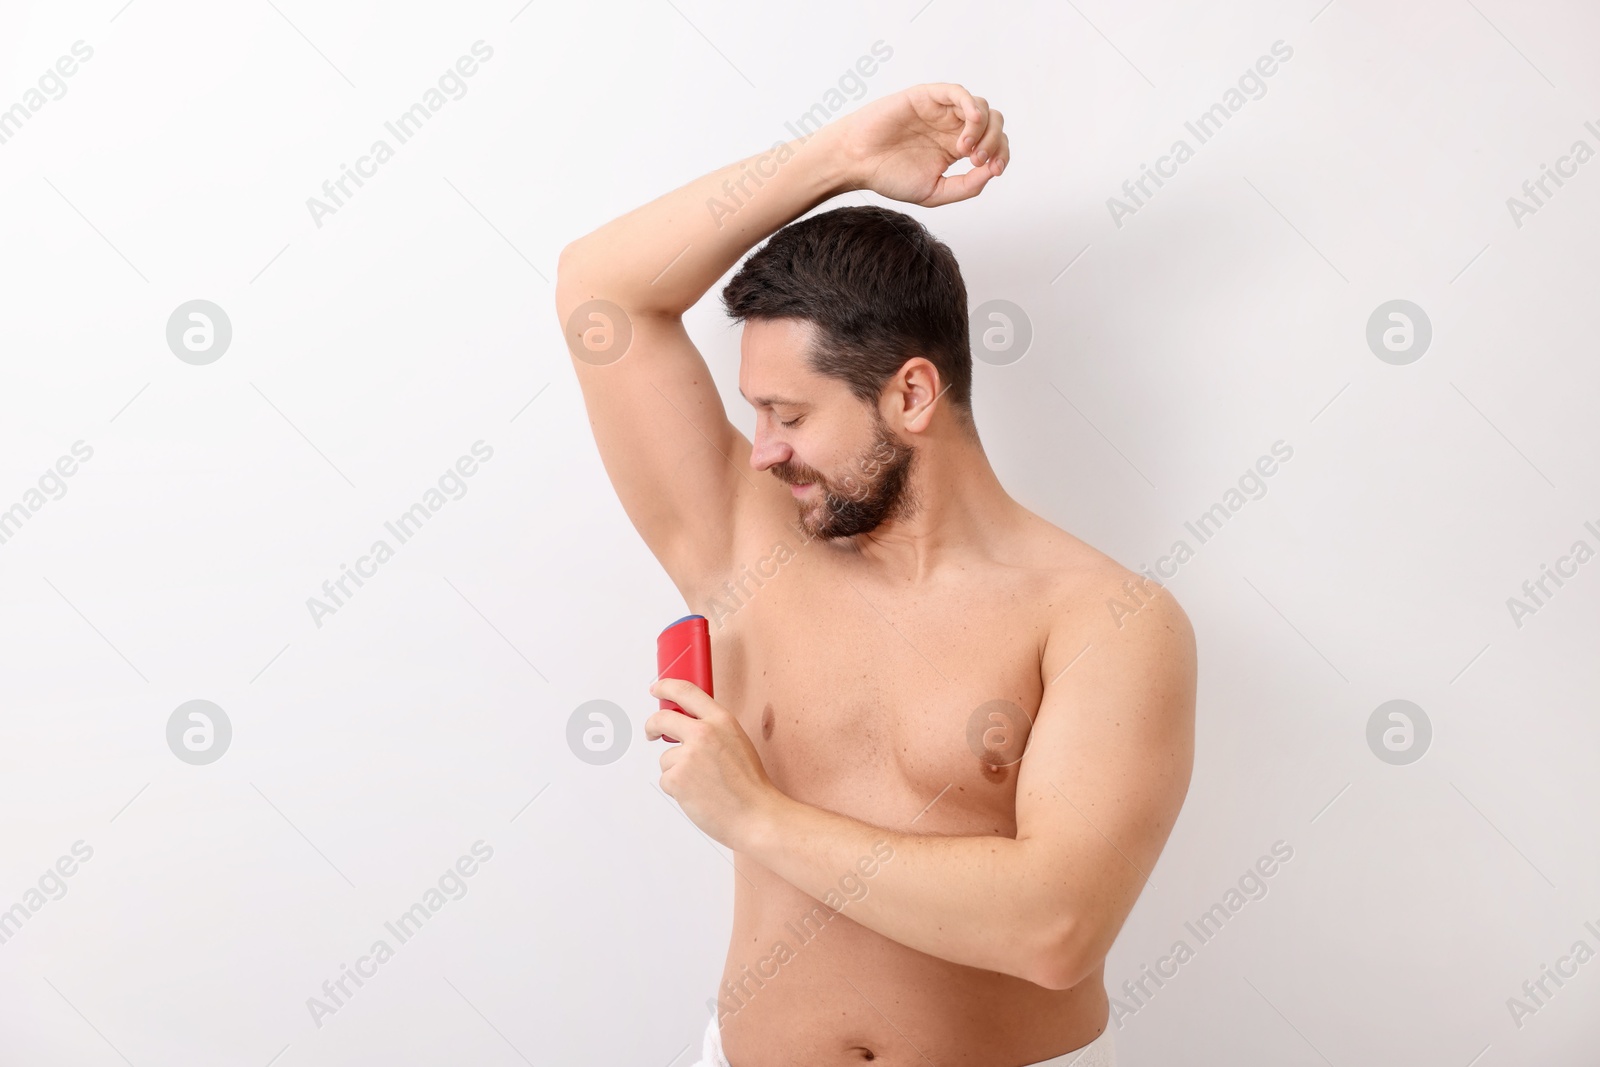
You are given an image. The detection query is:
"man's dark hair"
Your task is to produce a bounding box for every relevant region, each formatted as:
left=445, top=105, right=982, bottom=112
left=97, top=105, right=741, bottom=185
left=721, top=205, right=973, bottom=428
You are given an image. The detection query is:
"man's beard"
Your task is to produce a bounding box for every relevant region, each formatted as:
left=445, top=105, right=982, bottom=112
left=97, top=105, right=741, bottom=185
left=772, top=412, right=918, bottom=540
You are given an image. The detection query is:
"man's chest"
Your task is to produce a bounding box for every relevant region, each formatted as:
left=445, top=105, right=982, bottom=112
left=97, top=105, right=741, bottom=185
left=698, top=553, right=1051, bottom=834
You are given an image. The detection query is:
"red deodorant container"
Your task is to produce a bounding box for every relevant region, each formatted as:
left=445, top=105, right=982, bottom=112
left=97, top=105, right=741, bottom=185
left=656, top=614, right=713, bottom=742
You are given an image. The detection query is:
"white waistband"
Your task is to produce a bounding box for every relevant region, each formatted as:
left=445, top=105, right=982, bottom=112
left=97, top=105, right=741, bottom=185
left=692, top=1009, right=1115, bottom=1067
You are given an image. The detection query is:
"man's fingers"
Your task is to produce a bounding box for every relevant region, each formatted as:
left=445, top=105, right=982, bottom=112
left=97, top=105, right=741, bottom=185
left=962, top=93, right=991, bottom=154
left=924, top=82, right=986, bottom=155
left=650, top=677, right=717, bottom=719
left=923, top=160, right=996, bottom=207
left=644, top=707, right=700, bottom=743
left=659, top=745, right=683, bottom=774
left=972, top=109, right=1005, bottom=166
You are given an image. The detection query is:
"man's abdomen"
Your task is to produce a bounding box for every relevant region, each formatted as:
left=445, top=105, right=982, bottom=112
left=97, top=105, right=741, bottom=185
left=714, top=859, right=1108, bottom=1067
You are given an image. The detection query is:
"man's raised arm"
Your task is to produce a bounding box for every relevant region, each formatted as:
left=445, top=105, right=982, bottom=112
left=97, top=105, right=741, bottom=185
left=554, top=126, right=853, bottom=590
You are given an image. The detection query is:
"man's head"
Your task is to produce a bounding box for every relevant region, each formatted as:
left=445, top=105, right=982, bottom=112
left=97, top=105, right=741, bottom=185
left=721, top=205, right=972, bottom=540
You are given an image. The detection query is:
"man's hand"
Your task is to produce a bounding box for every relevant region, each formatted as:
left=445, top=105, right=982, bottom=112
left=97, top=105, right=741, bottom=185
left=834, top=82, right=1009, bottom=207
left=645, top=679, right=779, bottom=850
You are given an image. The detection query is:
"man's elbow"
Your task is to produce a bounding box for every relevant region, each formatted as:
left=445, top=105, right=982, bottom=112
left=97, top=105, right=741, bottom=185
left=553, top=242, right=589, bottom=309
left=553, top=245, right=621, bottom=348
left=1027, top=919, right=1100, bottom=992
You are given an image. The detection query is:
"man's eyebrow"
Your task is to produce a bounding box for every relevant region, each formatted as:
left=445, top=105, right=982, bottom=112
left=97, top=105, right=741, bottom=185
left=738, top=388, right=804, bottom=407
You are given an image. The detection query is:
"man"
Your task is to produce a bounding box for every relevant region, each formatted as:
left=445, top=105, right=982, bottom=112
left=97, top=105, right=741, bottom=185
left=557, top=82, right=1195, bottom=1067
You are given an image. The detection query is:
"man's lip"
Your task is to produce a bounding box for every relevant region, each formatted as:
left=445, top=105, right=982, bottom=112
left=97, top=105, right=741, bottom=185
left=789, top=482, right=812, bottom=495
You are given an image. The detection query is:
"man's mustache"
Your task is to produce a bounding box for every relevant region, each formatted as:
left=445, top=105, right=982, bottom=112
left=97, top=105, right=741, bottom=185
left=773, top=465, right=821, bottom=485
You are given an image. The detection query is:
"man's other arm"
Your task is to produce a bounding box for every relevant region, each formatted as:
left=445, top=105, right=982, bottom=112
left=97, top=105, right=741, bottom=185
left=735, top=576, right=1197, bottom=989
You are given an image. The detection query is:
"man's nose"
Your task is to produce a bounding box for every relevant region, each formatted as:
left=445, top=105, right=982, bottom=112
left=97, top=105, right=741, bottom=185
left=749, top=427, right=789, bottom=471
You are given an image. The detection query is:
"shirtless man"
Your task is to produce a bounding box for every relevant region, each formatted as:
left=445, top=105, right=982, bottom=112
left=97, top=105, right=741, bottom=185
left=556, top=82, right=1196, bottom=1067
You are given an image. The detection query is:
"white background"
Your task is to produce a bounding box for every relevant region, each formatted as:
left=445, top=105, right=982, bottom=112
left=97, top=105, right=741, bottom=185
left=1, top=0, right=1597, bottom=1063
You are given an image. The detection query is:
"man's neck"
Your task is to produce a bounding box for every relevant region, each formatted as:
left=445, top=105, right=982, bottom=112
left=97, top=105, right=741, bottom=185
left=845, top=431, right=1019, bottom=584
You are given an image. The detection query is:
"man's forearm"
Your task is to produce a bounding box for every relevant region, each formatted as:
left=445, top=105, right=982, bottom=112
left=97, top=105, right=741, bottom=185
left=743, top=792, right=1077, bottom=988
left=557, top=129, right=854, bottom=317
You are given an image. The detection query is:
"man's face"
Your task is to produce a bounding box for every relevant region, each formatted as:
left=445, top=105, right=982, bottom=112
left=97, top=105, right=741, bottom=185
left=739, top=318, right=919, bottom=540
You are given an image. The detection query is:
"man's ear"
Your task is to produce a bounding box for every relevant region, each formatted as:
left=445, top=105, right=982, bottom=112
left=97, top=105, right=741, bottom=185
left=891, top=357, right=943, bottom=433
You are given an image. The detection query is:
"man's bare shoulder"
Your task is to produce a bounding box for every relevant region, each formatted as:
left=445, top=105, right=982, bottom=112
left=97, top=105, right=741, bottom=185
left=1009, top=507, right=1195, bottom=678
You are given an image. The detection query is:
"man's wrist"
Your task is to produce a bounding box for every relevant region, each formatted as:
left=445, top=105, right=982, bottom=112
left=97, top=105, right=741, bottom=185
left=737, top=785, right=798, bottom=857
left=790, top=124, right=859, bottom=200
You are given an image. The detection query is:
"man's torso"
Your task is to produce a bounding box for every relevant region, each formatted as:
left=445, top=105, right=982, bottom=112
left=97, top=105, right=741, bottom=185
left=690, top=504, right=1116, bottom=1067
